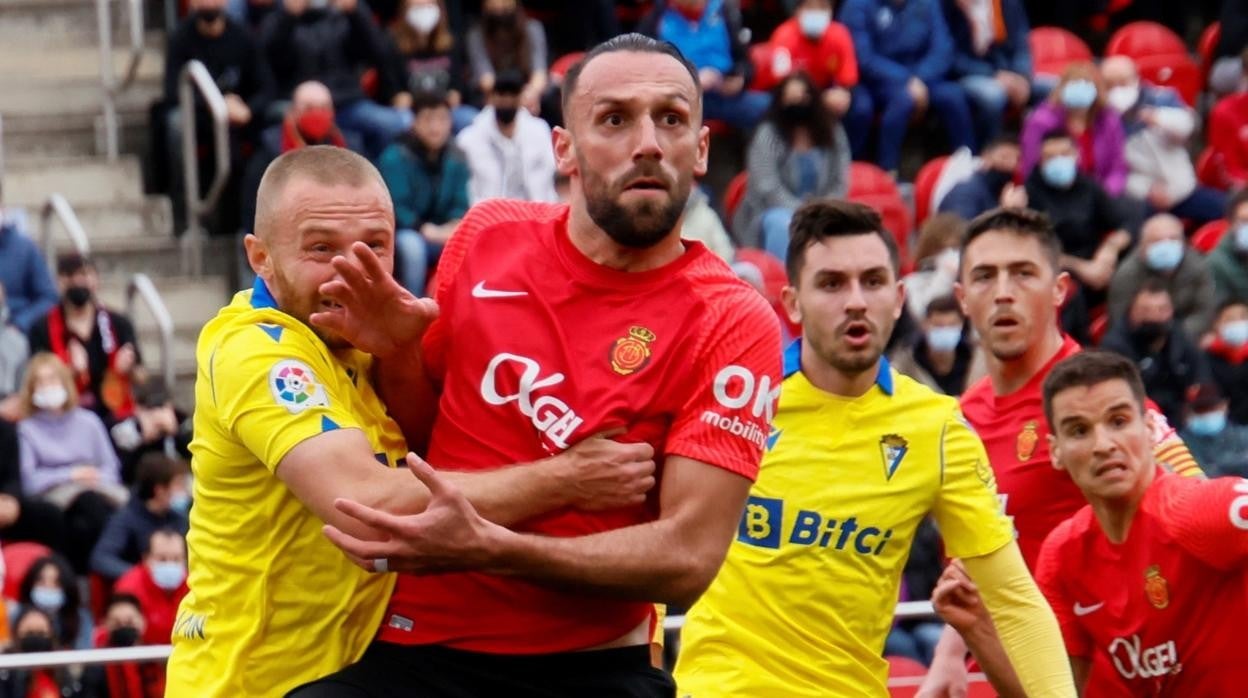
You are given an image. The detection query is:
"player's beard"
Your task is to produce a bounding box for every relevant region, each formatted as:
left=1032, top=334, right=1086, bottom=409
left=268, top=267, right=351, bottom=350
left=583, top=162, right=690, bottom=249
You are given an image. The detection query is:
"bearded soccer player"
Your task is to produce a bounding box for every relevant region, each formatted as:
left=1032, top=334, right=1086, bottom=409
left=166, top=147, right=657, bottom=697
left=933, top=350, right=1248, bottom=696
left=918, top=208, right=1202, bottom=696
left=671, top=199, right=1074, bottom=697
left=291, top=34, right=782, bottom=696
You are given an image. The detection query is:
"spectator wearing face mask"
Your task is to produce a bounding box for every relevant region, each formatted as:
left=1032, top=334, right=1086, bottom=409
left=12, top=555, right=93, bottom=650
left=943, top=0, right=1033, bottom=147
left=382, top=0, right=478, bottom=133
left=90, top=454, right=190, bottom=585
left=455, top=69, right=557, bottom=204
left=110, top=376, right=191, bottom=484
left=0, top=607, right=93, bottom=697
left=767, top=0, right=862, bottom=124
left=27, top=254, right=141, bottom=427
left=1202, top=300, right=1248, bottom=426
left=1107, top=213, right=1216, bottom=341
left=0, top=282, right=29, bottom=416
left=890, top=294, right=986, bottom=396
left=1101, top=56, right=1226, bottom=226
left=88, top=594, right=166, bottom=698
left=114, top=529, right=189, bottom=647
left=1210, top=189, right=1248, bottom=307
left=938, top=135, right=1027, bottom=220
left=466, top=0, right=555, bottom=121
left=901, top=213, right=965, bottom=320
left=1178, top=384, right=1248, bottom=478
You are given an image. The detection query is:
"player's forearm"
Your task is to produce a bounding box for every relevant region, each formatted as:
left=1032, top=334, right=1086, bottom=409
left=442, top=458, right=574, bottom=526
left=375, top=352, right=438, bottom=455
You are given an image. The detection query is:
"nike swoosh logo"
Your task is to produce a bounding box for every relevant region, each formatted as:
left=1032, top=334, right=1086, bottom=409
left=471, top=281, right=528, bottom=298
left=1073, top=602, right=1105, bottom=616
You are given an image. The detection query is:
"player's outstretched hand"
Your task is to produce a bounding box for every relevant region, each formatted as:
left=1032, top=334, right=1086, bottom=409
left=310, top=242, right=440, bottom=360
left=556, top=430, right=656, bottom=511
left=323, top=452, right=506, bottom=574
left=931, top=559, right=989, bottom=634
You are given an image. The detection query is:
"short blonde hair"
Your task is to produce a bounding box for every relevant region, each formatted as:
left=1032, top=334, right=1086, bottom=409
left=20, top=353, right=78, bottom=416
left=254, top=145, right=389, bottom=238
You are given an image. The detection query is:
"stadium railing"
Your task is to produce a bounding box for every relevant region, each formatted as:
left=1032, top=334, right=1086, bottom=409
left=126, top=272, right=178, bottom=405
left=96, top=0, right=145, bottom=161
left=178, top=59, right=231, bottom=278
left=40, top=193, right=92, bottom=265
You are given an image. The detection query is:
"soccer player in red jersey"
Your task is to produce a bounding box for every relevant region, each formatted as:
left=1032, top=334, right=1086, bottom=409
left=933, top=350, right=1248, bottom=696
left=919, top=208, right=1201, bottom=697
left=291, top=34, right=783, bottom=696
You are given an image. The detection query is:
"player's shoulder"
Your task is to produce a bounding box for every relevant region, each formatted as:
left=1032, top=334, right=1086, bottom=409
left=1040, top=507, right=1096, bottom=561
left=681, top=252, right=778, bottom=333
left=958, top=375, right=994, bottom=414
left=891, top=372, right=964, bottom=421
left=459, top=199, right=567, bottom=241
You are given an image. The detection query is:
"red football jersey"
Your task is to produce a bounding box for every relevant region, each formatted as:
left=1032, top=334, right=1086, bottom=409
left=1037, top=473, right=1248, bottom=696
left=960, top=337, right=1197, bottom=568
left=379, top=200, right=783, bottom=653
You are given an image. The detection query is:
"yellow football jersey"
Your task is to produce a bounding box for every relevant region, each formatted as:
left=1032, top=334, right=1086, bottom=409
left=675, top=345, right=1013, bottom=697
left=166, top=281, right=404, bottom=697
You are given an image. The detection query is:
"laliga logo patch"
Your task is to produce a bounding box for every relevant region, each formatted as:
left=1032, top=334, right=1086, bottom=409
left=269, top=359, right=328, bottom=414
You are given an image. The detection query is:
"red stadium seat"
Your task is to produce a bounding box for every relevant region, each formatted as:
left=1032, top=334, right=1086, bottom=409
left=733, top=248, right=801, bottom=338
left=1192, top=219, right=1230, bottom=253
left=2, top=542, right=52, bottom=602
left=550, top=51, right=586, bottom=85
left=1106, top=21, right=1188, bottom=59
left=1199, top=22, right=1222, bottom=81
left=748, top=42, right=791, bottom=92
left=848, top=162, right=912, bottom=266
left=1090, top=312, right=1110, bottom=345
left=1105, top=22, right=1200, bottom=106
left=913, top=156, right=949, bottom=228
left=1134, top=53, right=1202, bottom=107
left=1029, top=27, right=1094, bottom=79
left=723, top=171, right=749, bottom=224
left=1196, top=146, right=1230, bottom=190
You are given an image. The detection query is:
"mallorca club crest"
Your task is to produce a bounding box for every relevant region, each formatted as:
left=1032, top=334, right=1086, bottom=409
left=269, top=359, right=328, bottom=414
left=1017, top=420, right=1039, bottom=462
left=880, top=434, right=909, bottom=481
left=610, top=326, right=656, bottom=376
left=1144, top=565, right=1170, bottom=610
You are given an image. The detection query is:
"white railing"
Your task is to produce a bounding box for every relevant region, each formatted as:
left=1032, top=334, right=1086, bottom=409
left=97, top=0, right=145, bottom=161
left=40, top=194, right=92, bottom=266
left=179, top=60, right=231, bottom=278
left=126, top=273, right=177, bottom=399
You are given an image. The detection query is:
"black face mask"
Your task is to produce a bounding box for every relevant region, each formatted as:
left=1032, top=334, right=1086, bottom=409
left=981, top=168, right=1013, bottom=195
left=65, top=285, right=92, bottom=308
left=1131, top=321, right=1171, bottom=345
left=484, top=10, right=517, bottom=29
left=494, top=106, right=518, bottom=126
left=18, top=635, right=53, bottom=653
left=195, top=8, right=223, bottom=24
left=778, top=103, right=816, bottom=128
left=109, top=626, right=140, bottom=648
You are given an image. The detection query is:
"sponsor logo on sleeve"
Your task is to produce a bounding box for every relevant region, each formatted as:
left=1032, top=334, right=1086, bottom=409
left=269, top=360, right=328, bottom=414
left=1229, top=479, right=1248, bottom=530
left=701, top=365, right=780, bottom=448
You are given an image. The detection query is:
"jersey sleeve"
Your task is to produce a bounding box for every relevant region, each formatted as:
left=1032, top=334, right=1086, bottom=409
left=209, top=322, right=365, bottom=473
left=664, top=292, right=782, bottom=481
left=1145, top=403, right=1204, bottom=478
left=1159, top=475, right=1248, bottom=570
left=1035, top=523, right=1093, bottom=659
left=932, top=407, right=1016, bottom=559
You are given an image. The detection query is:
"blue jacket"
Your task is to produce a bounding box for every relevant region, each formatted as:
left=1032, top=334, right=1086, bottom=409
left=841, top=0, right=954, bottom=89
left=938, top=171, right=1001, bottom=220
left=0, top=223, right=58, bottom=334
left=88, top=495, right=189, bottom=581
left=942, top=0, right=1032, bottom=79
left=377, top=140, right=470, bottom=231
left=640, top=0, right=751, bottom=79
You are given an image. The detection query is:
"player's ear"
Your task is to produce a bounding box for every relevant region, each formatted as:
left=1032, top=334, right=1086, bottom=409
left=1053, top=270, right=1072, bottom=308
left=953, top=282, right=969, bottom=316
left=781, top=285, right=801, bottom=326
left=1047, top=435, right=1066, bottom=472
left=893, top=277, right=906, bottom=321
left=693, top=123, right=710, bottom=178
left=553, top=126, right=577, bottom=177
left=243, top=233, right=271, bottom=281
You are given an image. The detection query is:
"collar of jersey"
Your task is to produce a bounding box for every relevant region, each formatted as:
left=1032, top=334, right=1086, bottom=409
left=250, top=277, right=278, bottom=310
left=783, top=338, right=894, bottom=396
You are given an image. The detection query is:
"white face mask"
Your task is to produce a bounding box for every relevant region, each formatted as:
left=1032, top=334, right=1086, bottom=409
left=32, top=385, right=68, bottom=411
left=798, top=9, right=832, bottom=39
left=407, top=5, right=440, bottom=33
left=1106, top=83, right=1139, bottom=113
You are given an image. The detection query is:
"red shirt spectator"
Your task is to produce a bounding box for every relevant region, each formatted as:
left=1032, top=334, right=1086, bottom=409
left=113, top=529, right=188, bottom=645
left=769, top=5, right=858, bottom=90
left=1208, top=92, right=1248, bottom=189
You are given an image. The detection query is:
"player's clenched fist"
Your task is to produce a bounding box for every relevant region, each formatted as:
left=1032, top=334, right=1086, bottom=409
left=556, top=431, right=657, bottom=511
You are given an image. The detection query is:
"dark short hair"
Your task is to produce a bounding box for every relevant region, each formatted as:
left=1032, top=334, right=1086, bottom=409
left=962, top=207, right=1062, bottom=272
left=925, top=294, right=963, bottom=318
left=1133, top=276, right=1171, bottom=303
left=135, top=453, right=187, bottom=502
left=786, top=198, right=899, bottom=282
left=560, top=33, right=701, bottom=113
left=107, top=592, right=143, bottom=616
left=493, top=68, right=527, bottom=96
left=410, top=91, right=450, bottom=116
left=982, top=132, right=1020, bottom=152
left=1227, top=188, right=1248, bottom=221
left=56, top=252, right=93, bottom=277
left=1042, top=350, right=1148, bottom=427
left=145, top=527, right=186, bottom=556
left=1040, top=127, right=1073, bottom=146
left=1217, top=297, right=1248, bottom=317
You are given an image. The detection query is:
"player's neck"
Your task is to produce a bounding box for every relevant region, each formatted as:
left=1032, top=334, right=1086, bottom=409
left=1090, top=467, right=1156, bottom=544
left=802, top=344, right=878, bottom=397
left=566, top=205, right=686, bottom=272
left=988, top=328, right=1064, bottom=395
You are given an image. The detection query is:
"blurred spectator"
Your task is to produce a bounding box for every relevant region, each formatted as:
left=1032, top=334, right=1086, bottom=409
left=1208, top=58, right=1248, bottom=191
left=13, top=555, right=92, bottom=650
left=0, top=283, right=29, bottom=412
left=1211, top=190, right=1248, bottom=306
left=1107, top=214, right=1216, bottom=341
left=1102, top=280, right=1210, bottom=428
left=110, top=376, right=190, bottom=484
left=641, top=0, right=771, bottom=131
left=841, top=0, right=975, bottom=174
left=1024, top=129, right=1131, bottom=297
left=17, top=354, right=126, bottom=572
left=456, top=69, right=558, bottom=204
left=884, top=518, right=945, bottom=665
left=1210, top=3, right=1248, bottom=96
left=943, top=0, right=1033, bottom=145
left=1204, top=300, right=1248, bottom=425
left=1179, top=384, right=1248, bottom=478
left=526, top=0, right=620, bottom=57
left=0, top=607, right=94, bottom=697
left=466, top=0, right=554, bottom=120
left=681, top=186, right=736, bottom=263
left=163, top=0, right=275, bottom=229
left=382, top=0, right=478, bottom=133
left=260, top=0, right=411, bottom=158
left=1021, top=63, right=1128, bottom=198
left=28, top=254, right=140, bottom=427
left=114, top=530, right=189, bottom=647
left=1103, top=56, right=1225, bottom=226
left=767, top=0, right=861, bottom=122
left=0, top=210, right=57, bottom=335
left=937, top=135, right=1027, bottom=220
left=0, top=418, right=67, bottom=552
left=890, top=294, right=986, bottom=396
left=379, top=93, right=470, bottom=295
left=901, top=213, right=965, bottom=320
left=734, top=72, right=850, bottom=257
left=90, top=454, right=190, bottom=585
left=92, top=594, right=165, bottom=698
left=240, top=82, right=363, bottom=235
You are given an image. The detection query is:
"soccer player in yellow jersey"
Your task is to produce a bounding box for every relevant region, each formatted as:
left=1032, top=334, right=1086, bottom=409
left=674, top=199, right=1076, bottom=697
left=166, top=146, right=656, bottom=697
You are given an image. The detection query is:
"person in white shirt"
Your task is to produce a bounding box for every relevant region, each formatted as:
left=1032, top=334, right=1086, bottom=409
left=455, top=68, right=557, bottom=203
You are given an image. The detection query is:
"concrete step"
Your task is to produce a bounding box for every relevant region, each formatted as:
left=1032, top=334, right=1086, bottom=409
left=37, top=195, right=173, bottom=249
left=3, top=156, right=147, bottom=208
left=3, top=101, right=157, bottom=160
left=74, top=234, right=238, bottom=280
left=0, top=0, right=147, bottom=50
left=0, top=43, right=164, bottom=96
left=96, top=273, right=230, bottom=334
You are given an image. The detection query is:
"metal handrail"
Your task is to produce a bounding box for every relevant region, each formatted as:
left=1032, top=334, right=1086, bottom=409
left=662, top=601, right=937, bottom=631
left=97, top=0, right=145, bottom=161
left=126, top=273, right=176, bottom=399
left=179, top=59, right=230, bottom=278
left=40, top=194, right=92, bottom=266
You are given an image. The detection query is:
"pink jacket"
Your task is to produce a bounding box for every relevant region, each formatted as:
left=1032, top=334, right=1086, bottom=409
left=1021, top=101, right=1129, bottom=197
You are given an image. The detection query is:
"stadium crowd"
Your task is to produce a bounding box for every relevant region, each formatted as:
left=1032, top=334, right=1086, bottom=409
left=1, top=0, right=1248, bottom=694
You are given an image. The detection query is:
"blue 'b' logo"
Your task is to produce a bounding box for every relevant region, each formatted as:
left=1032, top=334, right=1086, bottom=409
left=737, top=496, right=782, bottom=549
